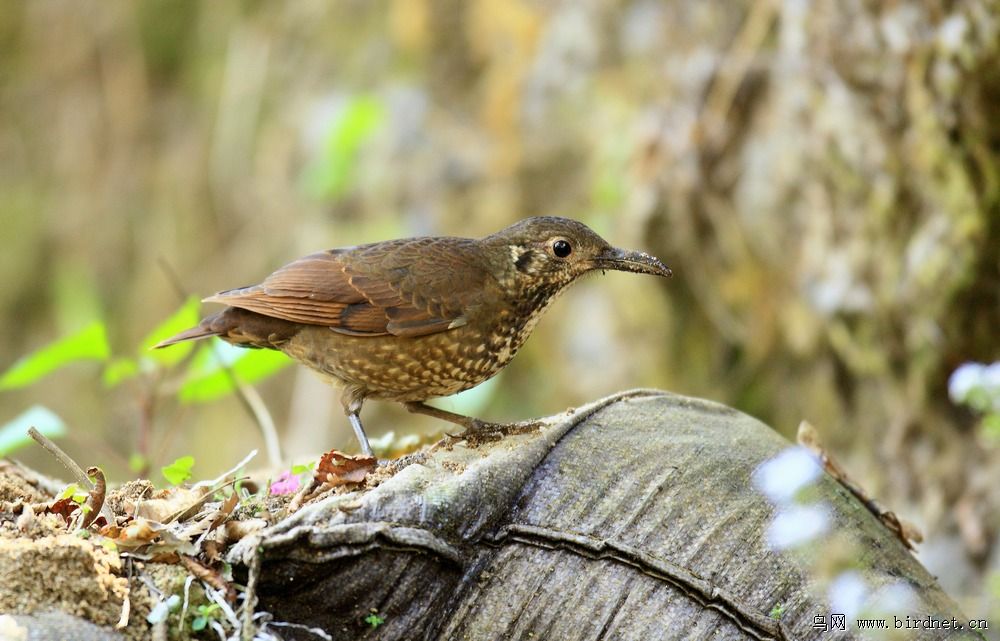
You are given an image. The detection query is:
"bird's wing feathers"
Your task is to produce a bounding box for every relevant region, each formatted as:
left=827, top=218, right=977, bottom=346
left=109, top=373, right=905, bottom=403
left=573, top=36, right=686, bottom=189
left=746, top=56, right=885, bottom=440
left=204, top=239, right=486, bottom=338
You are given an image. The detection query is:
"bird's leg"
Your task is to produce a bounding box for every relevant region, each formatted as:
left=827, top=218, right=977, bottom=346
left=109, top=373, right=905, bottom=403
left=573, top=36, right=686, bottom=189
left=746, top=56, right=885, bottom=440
left=348, top=413, right=375, bottom=458
left=341, top=388, right=374, bottom=457
left=402, top=401, right=541, bottom=446
left=402, top=401, right=481, bottom=430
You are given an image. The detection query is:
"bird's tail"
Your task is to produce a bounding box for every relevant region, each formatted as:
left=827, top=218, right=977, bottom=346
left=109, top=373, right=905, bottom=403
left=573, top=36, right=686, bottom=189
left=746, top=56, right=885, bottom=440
left=153, top=324, right=222, bottom=349
left=152, top=308, right=297, bottom=350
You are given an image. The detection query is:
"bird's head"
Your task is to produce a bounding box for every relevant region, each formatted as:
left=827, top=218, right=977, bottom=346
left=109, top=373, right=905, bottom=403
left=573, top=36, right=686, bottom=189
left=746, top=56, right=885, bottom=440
left=486, top=216, right=672, bottom=292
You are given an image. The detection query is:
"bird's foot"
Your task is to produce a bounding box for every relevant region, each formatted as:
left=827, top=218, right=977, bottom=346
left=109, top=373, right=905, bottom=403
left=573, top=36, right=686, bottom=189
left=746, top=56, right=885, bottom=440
left=442, top=419, right=543, bottom=449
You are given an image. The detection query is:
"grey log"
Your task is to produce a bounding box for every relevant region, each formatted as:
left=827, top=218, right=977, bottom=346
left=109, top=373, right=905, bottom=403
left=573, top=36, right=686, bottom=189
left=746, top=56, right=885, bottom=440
left=230, top=390, right=981, bottom=641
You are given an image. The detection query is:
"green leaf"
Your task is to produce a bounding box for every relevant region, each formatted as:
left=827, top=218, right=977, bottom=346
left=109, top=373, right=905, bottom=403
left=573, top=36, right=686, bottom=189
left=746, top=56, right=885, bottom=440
left=179, top=346, right=291, bottom=404
left=59, top=484, right=88, bottom=502
left=191, top=616, right=207, bottom=632
left=161, top=455, right=195, bottom=485
left=103, top=357, right=139, bottom=387
left=364, top=613, right=385, bottom=628
left=291, top=461, right=316, bottom=475
left=303, top=95, right=385, bottom=201
left=0, top=322, right=110, bottom=390
left=141, top=296, right=201, bottom=367
left=0, top=405, right=67, bottom=457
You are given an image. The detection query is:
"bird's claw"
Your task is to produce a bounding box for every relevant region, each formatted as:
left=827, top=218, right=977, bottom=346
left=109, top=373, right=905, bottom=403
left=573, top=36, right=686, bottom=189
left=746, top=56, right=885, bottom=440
left=440, top=419, right=543, bottom=449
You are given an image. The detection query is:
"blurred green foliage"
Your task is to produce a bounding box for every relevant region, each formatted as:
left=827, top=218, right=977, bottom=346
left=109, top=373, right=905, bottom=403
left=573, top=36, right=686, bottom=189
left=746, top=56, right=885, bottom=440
left=0, top=322, right=109, bottom=391
left=303, top=95, right=387, bottom=201
left=0, top=298, right=289, bottom=463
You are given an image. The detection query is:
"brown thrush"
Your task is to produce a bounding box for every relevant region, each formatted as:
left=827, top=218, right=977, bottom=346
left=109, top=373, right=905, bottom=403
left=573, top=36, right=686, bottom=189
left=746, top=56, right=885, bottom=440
left=156, top=217, right=671, bottom=456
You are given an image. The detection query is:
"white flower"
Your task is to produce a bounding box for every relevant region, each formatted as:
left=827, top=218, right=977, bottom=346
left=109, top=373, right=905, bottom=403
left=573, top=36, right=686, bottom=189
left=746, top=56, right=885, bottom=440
left=829, top=571, right=868, bottom=622
left=866, top=581, right=917, bottom=616
left=753, top=447, right=823, bottom=505
left=948, top=362, right=984, bottom=403
left=766, top=505, right=829, bottom=549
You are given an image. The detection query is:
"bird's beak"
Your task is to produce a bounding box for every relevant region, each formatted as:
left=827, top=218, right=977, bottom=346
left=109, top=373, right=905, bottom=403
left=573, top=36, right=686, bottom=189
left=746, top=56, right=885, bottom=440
left=594, top=247, right=672, bottom=278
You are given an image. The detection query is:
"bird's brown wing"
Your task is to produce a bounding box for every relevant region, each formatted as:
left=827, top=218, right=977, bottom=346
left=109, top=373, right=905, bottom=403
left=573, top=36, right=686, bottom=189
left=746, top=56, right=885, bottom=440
left=204, top=238, right=487, bottom=338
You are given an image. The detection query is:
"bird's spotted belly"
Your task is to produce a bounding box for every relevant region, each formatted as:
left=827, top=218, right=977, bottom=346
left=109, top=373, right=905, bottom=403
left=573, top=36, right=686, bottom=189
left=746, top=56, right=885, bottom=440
left=283, top=322, right=529, bottom=402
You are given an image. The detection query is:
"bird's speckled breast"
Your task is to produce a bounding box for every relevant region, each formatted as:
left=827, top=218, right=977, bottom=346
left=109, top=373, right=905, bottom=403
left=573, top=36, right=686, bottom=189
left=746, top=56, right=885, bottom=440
left=282, top=289, right=562, bottom=402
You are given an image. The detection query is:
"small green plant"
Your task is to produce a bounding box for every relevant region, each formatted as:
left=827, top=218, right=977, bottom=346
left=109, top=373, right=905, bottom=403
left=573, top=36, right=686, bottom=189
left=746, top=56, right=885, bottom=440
left=161, top=455, right=195, bottom=486
left=769, top=603, right=786, bottom=620
left=59, top=484, right=90, bottom=504
left=364, top=612, right=385, bottom=628
left=191, top=603, right=222, bottom=632
left=291, top=461, right=316, bottom=476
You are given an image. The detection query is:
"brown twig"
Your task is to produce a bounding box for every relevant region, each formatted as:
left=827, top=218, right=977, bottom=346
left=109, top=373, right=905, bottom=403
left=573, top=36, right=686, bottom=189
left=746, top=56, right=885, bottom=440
left=165, top=477, right=243, bottom=524
left=28, top=426, right=90, bottom=488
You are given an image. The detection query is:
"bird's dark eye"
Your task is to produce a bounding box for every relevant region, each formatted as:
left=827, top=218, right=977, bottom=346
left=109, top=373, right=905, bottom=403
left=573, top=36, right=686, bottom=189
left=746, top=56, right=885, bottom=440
left=552, top=239, right=572, bottom=258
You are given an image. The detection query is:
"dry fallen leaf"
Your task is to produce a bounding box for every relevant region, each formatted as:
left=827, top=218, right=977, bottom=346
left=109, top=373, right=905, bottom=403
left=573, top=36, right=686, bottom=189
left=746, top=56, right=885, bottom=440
left=316, top=451, right=377, bottom=488
left=47, top=497, right=80, bottom=524
left=133, top=487, right=207, bottom=523
left=111, top=518, right=162, bottom=550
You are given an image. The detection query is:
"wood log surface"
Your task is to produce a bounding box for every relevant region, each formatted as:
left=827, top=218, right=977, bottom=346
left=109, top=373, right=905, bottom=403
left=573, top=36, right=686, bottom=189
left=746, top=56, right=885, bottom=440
left=228, top=390, right=977, bottom=641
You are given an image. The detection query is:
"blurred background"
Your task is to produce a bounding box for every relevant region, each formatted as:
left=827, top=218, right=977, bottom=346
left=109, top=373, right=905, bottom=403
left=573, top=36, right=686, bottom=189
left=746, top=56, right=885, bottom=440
left=0, top=0, right=997, bottom=620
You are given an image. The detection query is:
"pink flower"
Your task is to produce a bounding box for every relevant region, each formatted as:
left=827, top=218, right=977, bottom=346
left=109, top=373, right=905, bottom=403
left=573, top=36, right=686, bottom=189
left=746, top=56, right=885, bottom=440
left=270, top=470, right=300, bottom=495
